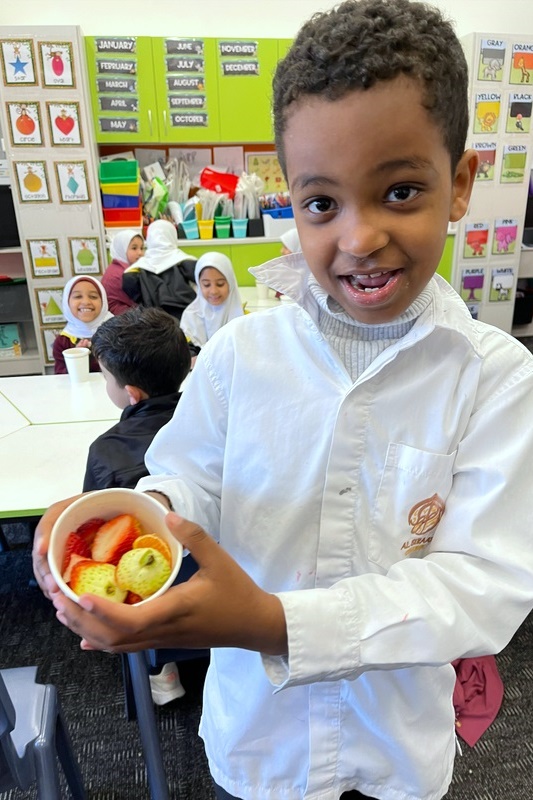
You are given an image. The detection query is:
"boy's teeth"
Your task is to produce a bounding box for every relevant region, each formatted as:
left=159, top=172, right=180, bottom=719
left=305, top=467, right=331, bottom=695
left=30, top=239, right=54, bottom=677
left=364, top=286, right=380, bottom=293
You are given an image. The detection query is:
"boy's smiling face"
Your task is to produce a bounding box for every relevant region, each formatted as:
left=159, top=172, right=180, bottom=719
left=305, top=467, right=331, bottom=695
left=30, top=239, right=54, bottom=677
left=284, top=76, right=477, bottom=323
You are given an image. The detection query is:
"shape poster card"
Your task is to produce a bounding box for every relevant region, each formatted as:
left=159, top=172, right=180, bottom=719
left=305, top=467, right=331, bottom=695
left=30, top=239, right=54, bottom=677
left=477, top=39, right=506, bottom=82
left=0, top=39, right=37, bottom=85
left=473, top=92, right=500, bottom=134
left=493, top=218, right=519, bottom=255
left=509, top=44, right=533, bottom=86
left=466, top=303, right=480, bottom=320
left=38, top=41, right=75, bottom=88
left=27, top=239, right=62, bottom=277
left=14, top=160, right=50, bottom=203
left=6, top=102, right=43, bottom=146
left=473, top=141, right=497, bottom=181
left=490, top=267, right=514, bottom=302
left=500, top=144, right=527, bottom=183
left=55, top=161, right=90, bottom=203
left=69, top=238, right=102, bottom=275
left=40, top=327, right=63, bottom=364
left=35, top=287, right=65, bottom=325
left=463, top=222, right=490, bottom=259
left=46, top=102, right=82, bottom=146
left=460, top=268, right=485, bottom=303
left=506, top=92, right=532, bottom=133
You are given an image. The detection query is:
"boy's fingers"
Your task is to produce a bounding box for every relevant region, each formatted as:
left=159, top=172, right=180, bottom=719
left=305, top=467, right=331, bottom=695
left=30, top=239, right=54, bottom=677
left=165, top=513, right=219, bottom=566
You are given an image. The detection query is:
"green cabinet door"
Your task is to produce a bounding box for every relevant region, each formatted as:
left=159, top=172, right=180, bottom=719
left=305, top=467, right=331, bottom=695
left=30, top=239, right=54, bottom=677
left=151, top=37, right=220, bottom=143
left=230, top=243, right=281, bottom=285
left=436, top=234, right=455, bottom=283
left=85, top=36, right=158, bottom=143
left=216, top=38, right=279, bottom=142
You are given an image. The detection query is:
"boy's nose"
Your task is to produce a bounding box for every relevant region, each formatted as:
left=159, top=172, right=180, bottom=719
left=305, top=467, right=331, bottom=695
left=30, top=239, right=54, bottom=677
left=337, top=217, right=389, bottom=259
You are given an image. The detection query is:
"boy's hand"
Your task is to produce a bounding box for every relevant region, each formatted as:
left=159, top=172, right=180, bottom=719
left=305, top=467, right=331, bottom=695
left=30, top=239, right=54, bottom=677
left=52, top=513, right=288, bottom=657
left=32, top=494, right=85, bottom=599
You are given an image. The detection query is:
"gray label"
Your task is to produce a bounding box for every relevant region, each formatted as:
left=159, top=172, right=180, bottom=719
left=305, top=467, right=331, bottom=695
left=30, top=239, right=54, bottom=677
left=166, top=75, right=204, bottom=91
left=96, top=59, right=137, bottom=75
left=99, top=96, right=139, bottom=112
left=221, top=60, right=260, bottom=76
left=171, top=112, right=208, bottom=127
left=99, top=117, right=139, bottom=133
left=165, top=39, right=204, bottom=55
left=95, top=37, right=136, bottom=53
left=219, top=41, right=258, bottom=57
left=166, top=57, right=204, bottom=73
left=97, top=77, right=137, bottom=93
left=169, top=94, right=206, bottom=108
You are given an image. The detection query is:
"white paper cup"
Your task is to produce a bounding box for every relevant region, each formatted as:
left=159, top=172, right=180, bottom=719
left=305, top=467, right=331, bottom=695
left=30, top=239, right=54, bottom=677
left=256, top=282, right=269, bottom=301
left=49, top=488, right=183, bottom=605
left=63, top=347, right=90, bottom=383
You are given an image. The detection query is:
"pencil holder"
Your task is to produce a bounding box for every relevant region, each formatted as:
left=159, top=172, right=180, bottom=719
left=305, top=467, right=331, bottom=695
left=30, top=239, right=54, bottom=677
left=231, top=218, right=248, bottom=238
left=181, top=219, right=199, bottom=239
left=198, top=219, right=214, bottom=240
left=214, top=215, right=231, bottom=238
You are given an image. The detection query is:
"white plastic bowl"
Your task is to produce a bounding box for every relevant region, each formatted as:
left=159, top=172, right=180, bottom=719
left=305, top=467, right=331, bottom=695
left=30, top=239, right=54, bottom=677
left=49, top=488, right=182, bottom=605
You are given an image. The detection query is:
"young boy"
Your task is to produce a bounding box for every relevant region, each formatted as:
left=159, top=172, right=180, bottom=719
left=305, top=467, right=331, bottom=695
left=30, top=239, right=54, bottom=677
left=83, top=306, right=192, bottom=705
left=34, top=2, right=533, bottom=799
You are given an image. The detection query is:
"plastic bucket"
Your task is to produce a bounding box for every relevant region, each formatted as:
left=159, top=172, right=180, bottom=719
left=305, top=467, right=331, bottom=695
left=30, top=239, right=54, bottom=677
left=181, top=219, right=199, bottom=240
left=231, top=218, right=248, bottom=238
left=198, top=219, right=214, bottom=240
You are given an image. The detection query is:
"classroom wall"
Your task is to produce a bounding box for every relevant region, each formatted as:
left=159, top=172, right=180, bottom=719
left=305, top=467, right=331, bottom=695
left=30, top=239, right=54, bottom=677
left=1, top=0, right=533, bottom=39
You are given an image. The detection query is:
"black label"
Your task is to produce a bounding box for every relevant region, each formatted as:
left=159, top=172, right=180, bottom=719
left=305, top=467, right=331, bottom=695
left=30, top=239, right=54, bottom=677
left=165, top=39, right=204, bottom=55
left=166, top=75, right=205, bottom=91
left=171, top=112, right=208, bottom=127
left=219, top=41, right=258, bottom=57
left=99, top=96, right=139, bottom=112
left=221, top=60, right=260, bottom=76
left=166, top=57, right=204, bottom=73
left=99, top=117, right=139, bottom=133
left=95, top=37, right=136, bottom=53
left=96, top=59, right=137, bottom=75
left=97, top=77, right=137, bottom=93
left=168, top=94, right=206, bottom=108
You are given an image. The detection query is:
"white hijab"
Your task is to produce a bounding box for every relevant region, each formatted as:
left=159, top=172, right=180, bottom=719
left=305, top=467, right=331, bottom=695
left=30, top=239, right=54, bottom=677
left=180, top=252, right=243, bottom=347
left=280, top=227, right=301, bottom=253
left=61, top=275, right=112, bottom=339
left=132, top=219, right=194, bottom=274
left=110, top=228, right=141, bottom=265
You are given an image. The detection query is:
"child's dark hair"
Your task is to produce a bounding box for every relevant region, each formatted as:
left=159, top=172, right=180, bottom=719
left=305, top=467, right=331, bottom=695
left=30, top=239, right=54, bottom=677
left=91, top=306, right=191, bottom=396
left=273, top=0, right=468, bottom=173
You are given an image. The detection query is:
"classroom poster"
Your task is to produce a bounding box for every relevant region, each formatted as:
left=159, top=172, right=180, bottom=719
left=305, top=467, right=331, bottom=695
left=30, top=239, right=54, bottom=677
left=38, top=41, right=75, bottom=88
left=473, top=92, right=500, bottom=134
left=40, top=327, right=63, bottom=364
left=46, top=102, right=82, bottom=146
left=473, top=141, right=497, bottom=181
left=505, top=92, right=532, bottom=133
left=463, top=222, right=490, bottom=258
left=466, top=303, right=480, bottom=320
left=460, top=268, right=485, bottom=302
left=477, top=39, right=505, bottom=82
left=27, top=239, right=62, bottom=277
left=68, top=237, right=102, bottom=275
left=500, top=144, right=527, bottom=183
left=509, top=44, right=533, bottom=85
left=0, top=39, right=36, bottom=85
left=492, top=219, right=518, bottom=255
left=489, top=267, right=514, bottom=302
left=13, top=160, right=51, bottom=203
left=35, top=288, right=65, bottom=324
left=6, top=102, right=43, bottom=146
left=55, top=161, right=90, bottom=203
left=245, top=152, right=288, bottom=193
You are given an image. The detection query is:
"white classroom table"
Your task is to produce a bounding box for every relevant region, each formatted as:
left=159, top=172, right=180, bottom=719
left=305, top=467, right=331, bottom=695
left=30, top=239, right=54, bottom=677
left=0, top=373, right=120, bottom=425
left=0, top=391, right=30, bottom=439
left=0, top=420, right=115, bottom=518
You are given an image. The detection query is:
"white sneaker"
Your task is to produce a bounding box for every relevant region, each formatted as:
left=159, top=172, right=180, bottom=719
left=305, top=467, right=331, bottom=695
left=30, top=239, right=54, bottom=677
left=149, top=662, right=186, bottom=705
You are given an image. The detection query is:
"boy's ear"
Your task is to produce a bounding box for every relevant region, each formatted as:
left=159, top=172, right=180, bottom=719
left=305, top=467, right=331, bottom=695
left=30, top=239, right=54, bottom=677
left=449, top=149, right=479, bottom=223
left=125, top=384, right=148, bottom=406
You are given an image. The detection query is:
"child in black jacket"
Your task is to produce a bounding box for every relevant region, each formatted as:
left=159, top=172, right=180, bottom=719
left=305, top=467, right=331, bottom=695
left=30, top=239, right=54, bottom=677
left=83, top=305, right=192, bottom=705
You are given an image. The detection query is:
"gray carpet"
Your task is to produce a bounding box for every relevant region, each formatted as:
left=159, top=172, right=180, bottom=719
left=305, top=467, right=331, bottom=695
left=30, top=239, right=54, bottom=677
left=0, top=528, right=532, bottom=800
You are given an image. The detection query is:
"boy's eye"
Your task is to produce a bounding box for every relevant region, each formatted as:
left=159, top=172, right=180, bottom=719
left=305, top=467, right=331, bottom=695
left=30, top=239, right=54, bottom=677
left=385, top=185, right=419, bottom=203
left=306, top=197, right=335, bottom=215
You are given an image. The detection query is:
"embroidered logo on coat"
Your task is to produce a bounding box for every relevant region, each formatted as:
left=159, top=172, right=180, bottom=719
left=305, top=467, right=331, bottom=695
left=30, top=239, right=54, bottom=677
left=401, top=493, right=445, bottom=556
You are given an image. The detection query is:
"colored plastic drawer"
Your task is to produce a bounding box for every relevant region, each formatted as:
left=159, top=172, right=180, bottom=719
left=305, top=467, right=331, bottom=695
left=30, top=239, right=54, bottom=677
left=103, top=207, right=142, bottom=226
left=99, top=161, right=139, bottom=183
left=102, top=193, right=141, bottom=209
left=100, top=180, right=140, bottom=196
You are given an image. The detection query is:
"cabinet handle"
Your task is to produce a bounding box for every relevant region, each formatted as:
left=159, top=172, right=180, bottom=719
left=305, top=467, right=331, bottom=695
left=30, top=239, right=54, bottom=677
left=163, top=109, right=167, bottom=136
left=88, top=203, right=94, bottom=231
left=148, top=108, right=153, bottom=137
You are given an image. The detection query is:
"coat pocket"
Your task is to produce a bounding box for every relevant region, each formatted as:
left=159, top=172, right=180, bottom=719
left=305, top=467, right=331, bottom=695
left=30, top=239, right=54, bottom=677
left=368, top=442, right=456, bottom=570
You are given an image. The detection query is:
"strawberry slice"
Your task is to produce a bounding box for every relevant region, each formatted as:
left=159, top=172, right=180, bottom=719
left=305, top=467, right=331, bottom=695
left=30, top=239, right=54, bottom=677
left=76, top=517, right=106, bottom=547
left=61, top=532, right=91, bottom=573
left=124, top=591, right=143, bottom=605
left=91, top=514, right=142, bottom=566
left=63, top=553, right=91, bottom=584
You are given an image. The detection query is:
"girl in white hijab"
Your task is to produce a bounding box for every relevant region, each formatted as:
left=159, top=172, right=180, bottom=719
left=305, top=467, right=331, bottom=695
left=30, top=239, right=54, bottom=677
left=123, top=220, right=197, bottom=319
left=53, top=276, right=112, bottom=374
left=102, top=229, right=144, bottom=315
left=180, top=252, right=244, bottom=352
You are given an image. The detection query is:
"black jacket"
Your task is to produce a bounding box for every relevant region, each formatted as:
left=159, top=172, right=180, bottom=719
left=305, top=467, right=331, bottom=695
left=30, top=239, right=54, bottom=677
left=122, top=260, right=197, bottom=320
left=82, top=393, right=180, bottom=492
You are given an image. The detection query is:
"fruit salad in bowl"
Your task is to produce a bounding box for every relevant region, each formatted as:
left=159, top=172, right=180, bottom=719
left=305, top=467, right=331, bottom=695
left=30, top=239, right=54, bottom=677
left=49, top=488, right=182, bottom=605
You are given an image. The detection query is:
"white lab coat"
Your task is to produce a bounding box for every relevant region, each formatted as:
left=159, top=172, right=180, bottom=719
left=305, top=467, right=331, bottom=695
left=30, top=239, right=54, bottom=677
left=139, top=255, right=533, bottom=800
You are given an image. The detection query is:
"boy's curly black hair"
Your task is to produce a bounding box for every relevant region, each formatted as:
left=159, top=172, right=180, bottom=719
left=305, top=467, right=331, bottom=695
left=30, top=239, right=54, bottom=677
left=91, top=306, right=191, bottom=397
left=273, top=0, right=469, bottom=174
